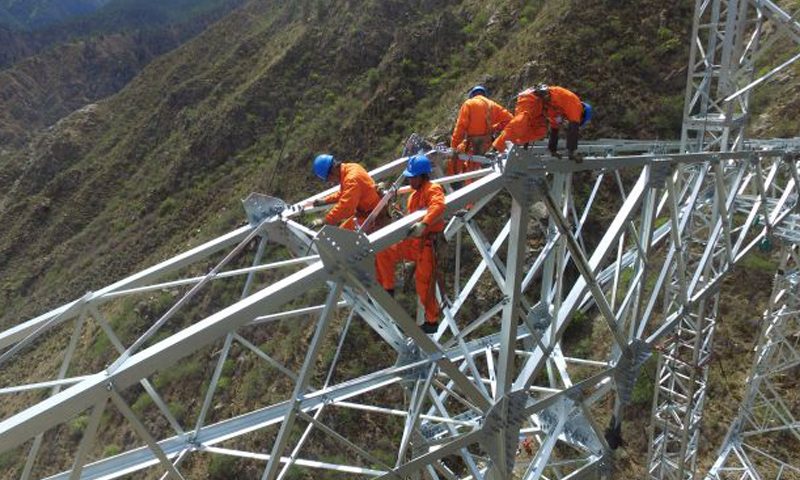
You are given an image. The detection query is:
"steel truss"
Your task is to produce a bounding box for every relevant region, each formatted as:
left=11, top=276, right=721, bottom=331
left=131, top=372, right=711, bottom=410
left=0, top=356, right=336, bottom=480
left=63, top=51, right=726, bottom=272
left=647, top=0, right=800, bottom=477
left=705, top=241, right=800, bottom=480
left=0, top=138, right=798, bottom=479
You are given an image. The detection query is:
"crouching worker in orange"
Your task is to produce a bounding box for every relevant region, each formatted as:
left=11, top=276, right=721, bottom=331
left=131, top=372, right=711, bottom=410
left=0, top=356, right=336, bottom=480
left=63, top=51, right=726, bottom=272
left=305, top=154, right=381, bottom=231
left=531, top=84, right=593, bottom=162
left=449, top=85, right=512, bottom=179
left=492, top=87, right=549, bottom=153
left=376, top=154, right=445, bottom=334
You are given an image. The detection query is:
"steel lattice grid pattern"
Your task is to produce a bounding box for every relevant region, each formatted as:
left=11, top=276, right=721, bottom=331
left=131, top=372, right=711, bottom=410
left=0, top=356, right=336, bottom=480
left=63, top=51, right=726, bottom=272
left=0, top=141, right=798, bottom=479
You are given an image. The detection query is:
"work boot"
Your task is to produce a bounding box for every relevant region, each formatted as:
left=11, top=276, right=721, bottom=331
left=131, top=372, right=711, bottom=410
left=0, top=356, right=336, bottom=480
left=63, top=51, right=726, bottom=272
left=549, top=149, right=562, bottom=159
left=421, top=321, right=439, bottom=334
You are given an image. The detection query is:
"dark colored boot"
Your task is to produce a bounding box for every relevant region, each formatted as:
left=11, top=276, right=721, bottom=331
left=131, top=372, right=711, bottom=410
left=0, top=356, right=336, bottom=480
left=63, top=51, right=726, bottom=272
left=421, top=321, right=439, bottom=334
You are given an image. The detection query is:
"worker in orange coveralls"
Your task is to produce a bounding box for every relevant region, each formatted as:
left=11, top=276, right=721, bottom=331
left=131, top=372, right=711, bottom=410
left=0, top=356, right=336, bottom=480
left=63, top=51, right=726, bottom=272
left=533, top=84, right=593, bottom=162
left=376, top=154, right=445, bottom=334
left=492, top=87, right=549, bottom=153
left=449, top=85, right=512, bottom=179
left=306, top=154, right=381, bottom=231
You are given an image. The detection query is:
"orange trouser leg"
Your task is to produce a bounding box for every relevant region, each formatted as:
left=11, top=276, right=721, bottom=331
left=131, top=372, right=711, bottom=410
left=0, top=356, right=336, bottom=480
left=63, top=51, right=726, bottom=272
left=375, top=239, right=439, bottom=322
left=414, top=241, right=439, bottom=323
left=375, top=239, right=418, bottom=290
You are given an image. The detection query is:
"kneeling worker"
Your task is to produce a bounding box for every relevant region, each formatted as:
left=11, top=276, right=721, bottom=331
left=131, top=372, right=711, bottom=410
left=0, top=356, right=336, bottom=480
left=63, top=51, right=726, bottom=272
left=532, top=84, right=592, bottom=161
left=376, top=154, right=445, bottom=334
left=306, top=154, right=381, bottom=231
left=491, top=87, right=549, bottom=153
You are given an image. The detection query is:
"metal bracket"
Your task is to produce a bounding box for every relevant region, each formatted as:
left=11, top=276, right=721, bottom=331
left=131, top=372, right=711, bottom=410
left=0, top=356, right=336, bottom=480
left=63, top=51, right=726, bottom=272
left=648, top=159, right=673, bottom=189
left=613, top=339, right=653, bottom=406
left=502, top=146, right=547, bottom=205
left=241, top=193, right=288, bottom=227
left=480, top=390, right=530, bottom=474
left=315, top=226, right=377, bottom=287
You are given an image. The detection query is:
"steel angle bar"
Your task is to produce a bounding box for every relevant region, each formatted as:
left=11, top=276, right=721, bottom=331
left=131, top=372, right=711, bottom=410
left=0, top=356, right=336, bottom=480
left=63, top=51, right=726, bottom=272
left=0, top=225, right=251, bottom=351
left=261, top=282, right=344, bottom=480
left=113, top=216, right=272, bottom=370
left=68, top=398, right=108, bottom=480
left=496, top=195, right=530, bottom=401
left=248, top=301, right=348, bottom=325
left=367, top=170, right=504, bottom=253
left=202, top=445, right=388, bottom=476
left=537, top=183, right=627, bottom=348
left=195, top=236, right=268, bottom=435
left=101, top=255, right=317, bottom=299
left=0, top=262, right=328, bottom=455
left=755, top=0, right=800, bottom=44
left=513, top=170, right=649, bottom=392
left=43, top=326, right=529, bottom=480
left=110, top=389, right=186, bottom=480
left=87, top=305, right=185, bottom=436
left=449, top=221, right=510, bottom=316
left=0, top=377, right=96, bottom=395
left=374, top=430, right=485, bottom=480
left=295, top=408, right=398, bottom=476
left=21, top=307, right=88, bottom=480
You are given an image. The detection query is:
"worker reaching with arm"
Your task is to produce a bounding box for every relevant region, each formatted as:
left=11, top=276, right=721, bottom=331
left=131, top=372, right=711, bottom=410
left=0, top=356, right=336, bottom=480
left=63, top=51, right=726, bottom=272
left=305, top=154, right=382, bottom=231
left=492, top=87, right=549, bottom=153
left=449, top=85, right=512, bottom=179
left=376, top=154, right=445, bottom=334
left=532, top=84, right=593, bottom=162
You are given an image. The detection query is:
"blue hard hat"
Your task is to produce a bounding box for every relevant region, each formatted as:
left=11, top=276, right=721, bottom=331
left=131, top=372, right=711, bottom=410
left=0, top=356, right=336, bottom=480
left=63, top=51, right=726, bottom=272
left=403, top=154, right=432, bottom=177
left=581, top=102, right=593, bottom=126
left=468, top=85, right=487, bottom=98
left=313, top=154, right=335, bottom=181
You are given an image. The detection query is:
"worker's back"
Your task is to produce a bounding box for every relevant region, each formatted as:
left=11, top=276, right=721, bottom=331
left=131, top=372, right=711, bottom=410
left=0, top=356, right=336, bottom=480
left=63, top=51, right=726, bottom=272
left=546, top=86, right=583, bottom=125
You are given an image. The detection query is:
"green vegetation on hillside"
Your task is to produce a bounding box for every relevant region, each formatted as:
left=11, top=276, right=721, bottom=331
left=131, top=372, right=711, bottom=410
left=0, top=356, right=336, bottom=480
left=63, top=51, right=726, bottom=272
left=1, top=0, right=799, bottom=477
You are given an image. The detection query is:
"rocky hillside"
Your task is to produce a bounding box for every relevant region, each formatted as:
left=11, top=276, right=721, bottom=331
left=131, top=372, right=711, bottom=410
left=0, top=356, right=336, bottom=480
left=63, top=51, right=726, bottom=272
left=0, top=0, right=798, bottom=477
left=0, top=4, right=244, bottom=147
left=0, top=0, right=697, bottom=324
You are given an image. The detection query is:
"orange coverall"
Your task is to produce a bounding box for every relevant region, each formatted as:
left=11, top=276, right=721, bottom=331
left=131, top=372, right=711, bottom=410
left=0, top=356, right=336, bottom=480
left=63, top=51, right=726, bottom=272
left=492, top=91, right=548, bottom=152
left=322, top=163, right=381, bottom=230
left=375, top=180, right=445, bottom=324
left=544, top=86, right=583, bottom=127
left=449, top=96, right=512, bottom=176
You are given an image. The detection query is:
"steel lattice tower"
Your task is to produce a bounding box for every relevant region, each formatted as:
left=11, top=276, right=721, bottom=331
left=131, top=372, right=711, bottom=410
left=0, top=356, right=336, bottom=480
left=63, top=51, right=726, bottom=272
left=0, top=2, right=799, bottom=480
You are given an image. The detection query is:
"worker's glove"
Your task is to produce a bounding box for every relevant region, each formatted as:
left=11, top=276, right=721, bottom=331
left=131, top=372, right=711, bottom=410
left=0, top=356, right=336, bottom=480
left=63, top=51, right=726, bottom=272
left=310, top=218, right=325, bottom=229
left=304, top=199, right=326, bottom=208
left=549, top=149, right=562, bottom=159
left=376, top=182, right=389, bottom=195
left=407, top=222, right=427, bottom=238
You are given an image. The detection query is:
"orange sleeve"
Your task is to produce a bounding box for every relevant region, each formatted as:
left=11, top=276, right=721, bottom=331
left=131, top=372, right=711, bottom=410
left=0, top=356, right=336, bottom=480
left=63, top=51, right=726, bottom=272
left=324, top=175, right=360, bottom=224
left=323, top=191, right=341, bottom=204
left=563, top=100, right=583, bottom=124
left=491, top=102, right=513, bottom=133
left=451, top=103, right=470, bottom=149
left=421, top=184, right=445, bottom=227
left=550, top=87, right=583, bottom=124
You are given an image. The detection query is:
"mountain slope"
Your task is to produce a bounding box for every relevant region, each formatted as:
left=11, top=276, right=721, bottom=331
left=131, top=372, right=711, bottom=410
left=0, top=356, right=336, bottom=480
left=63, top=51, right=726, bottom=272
left=0, top=0, right=109, bottom=30
left=1, top=0, right=798, bottom=477
left=0, top=0, right=695, bottom=341
left=0, top=0, right=246, bottom=146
